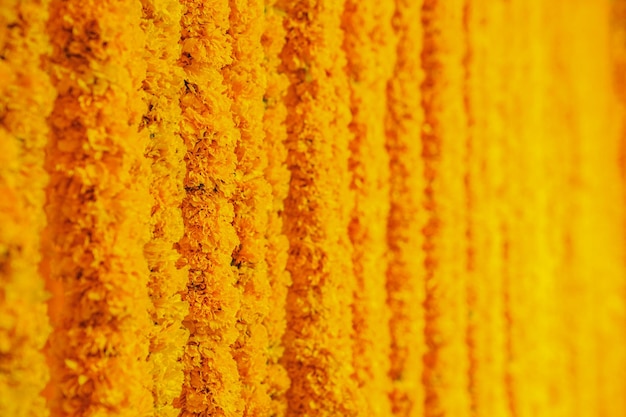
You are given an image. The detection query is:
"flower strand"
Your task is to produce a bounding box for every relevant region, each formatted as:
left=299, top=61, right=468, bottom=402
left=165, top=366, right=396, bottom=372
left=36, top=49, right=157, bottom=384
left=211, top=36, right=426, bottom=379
left=140, top=0, right=190, bottom=415
left=384, top=0, right=427, bottom=415
left=43, top=1, right=154, bottom=415
left=260, top=2, right=292, bottom=415
left=421, top=1, right=471, bottom=416
left=280, top=0, right=364, bottom=414
left=341, top=0, right=396, bottom=414
left=223, top=0, right=275, bottom=415
left=0, top=1, right=55, bottom=415
left=176, top=1, right=244, bottom=415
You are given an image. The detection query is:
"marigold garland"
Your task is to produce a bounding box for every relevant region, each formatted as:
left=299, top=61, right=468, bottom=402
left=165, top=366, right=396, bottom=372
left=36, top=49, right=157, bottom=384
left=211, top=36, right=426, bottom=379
left=261, top=1, right=291, bottom=415
left=342, top=0, right=395, bottom=414
left=463, top=1, right=509, bottom=416
left=140, top=0, right=189, bottom=414
left=568, top=2, right=626, bottom=415
left=279, top=0, right=364, bottom=414
left=0, top=1, right=625, bottom=417
left=0, top=1, right=55, bottom=415
left=609, top=1, right=626, bottom=412
left=500, top=3, right=555, bottom=416
left=260, top=3, right=292, bottom=415
left=176, top=1, right=243, bottom=415
left=384, top=0, right=426, bottom=415
left=43, top=0, right=154, bottom=415
left=224, top=0, right=275, bottom=415
left=421, top=1, right=471, bottom=416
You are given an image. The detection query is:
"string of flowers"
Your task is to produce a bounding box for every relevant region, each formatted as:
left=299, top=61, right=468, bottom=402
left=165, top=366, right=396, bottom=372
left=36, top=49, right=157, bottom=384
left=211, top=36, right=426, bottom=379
left=462, top=1, right=510, bottom=416
left=384, top=0, right=426, bottom=415
left=421, top=0, right=471, bottom=416
left=499, top=4, right=523, bottom=416
left=176, top=0, right=243, bottom=414
left=584, top=7, right=626, bottom=405
left=0, top=1, right=55, bottom=415
left=43, top=0, right=154, bottom=415
left=500, top=4, right=554, bottom=416
left=222, top=0, right=275, bottom=415
left=260, top=2, right=292, bottom=415
left=279, top=0, right=364, bottom=415
left=341, top=0, right=395, bottom=414
left=140, top=0, right=190, bottom=415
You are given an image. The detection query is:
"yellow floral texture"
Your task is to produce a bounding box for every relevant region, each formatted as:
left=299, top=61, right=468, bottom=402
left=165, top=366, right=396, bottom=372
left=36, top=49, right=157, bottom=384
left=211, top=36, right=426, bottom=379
left=0, top=1, right=625, bottom=417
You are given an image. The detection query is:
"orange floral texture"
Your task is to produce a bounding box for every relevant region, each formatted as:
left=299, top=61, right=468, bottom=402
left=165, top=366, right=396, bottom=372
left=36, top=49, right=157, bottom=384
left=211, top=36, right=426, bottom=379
left=0, top=1, right=625, bottom=416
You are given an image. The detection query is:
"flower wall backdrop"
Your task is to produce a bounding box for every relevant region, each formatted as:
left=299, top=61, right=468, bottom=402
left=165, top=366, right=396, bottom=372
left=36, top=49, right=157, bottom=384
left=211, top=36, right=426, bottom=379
left=1, top=0, right=625, bottom=416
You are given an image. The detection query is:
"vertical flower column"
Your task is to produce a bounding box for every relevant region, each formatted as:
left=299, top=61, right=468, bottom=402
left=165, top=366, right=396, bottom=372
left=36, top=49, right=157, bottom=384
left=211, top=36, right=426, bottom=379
left=500, top=2, right=523, bottom=415
left=140, top=0, right=189, bottom=415
left=384, top=1, right=426, bottom=416
left=501, top=2, right=558, bottom=416
left=279, top=0, right=364, bottom=415
left=260, top=1, right=292, bottom=415
left=176, top=1, right=243, bottom=415
left=43, top=0, right=154, bottom=415
left=609, top=2, right=626, bottom=414
left=463, top=1, right=510, bottom=416
left=544, top=4, right=599, bottom=414
left=223, top=0, right=278, bottom=415
left=341, top=0, right=396, bottom=415
left=420, top=0, right=471, bottom=416
left=539, top=3, right=591, bottom=416
left=570, top=2, right=626, bottom=416
left=0, top=1, right=55, bottom=415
